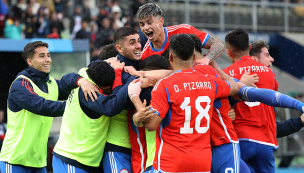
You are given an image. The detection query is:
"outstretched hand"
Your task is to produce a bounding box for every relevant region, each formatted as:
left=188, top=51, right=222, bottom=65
left=193, top=57, right=210, bottom=66
left=110, top=59, right=125, bottom=70
left=228, top=109, right=235, bottom=121
left=78, top=78, right=100, bottom=102
left=124, top=66, right=141, bottom=77
left=104, top=56, right=117, bottom=64
left=133, top=100, right=158, bottom=127
left=240, top=72, right=259, bottom=87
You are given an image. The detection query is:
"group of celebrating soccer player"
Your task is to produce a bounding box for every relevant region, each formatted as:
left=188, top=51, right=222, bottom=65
left=1, top=2, right=304, bottom=173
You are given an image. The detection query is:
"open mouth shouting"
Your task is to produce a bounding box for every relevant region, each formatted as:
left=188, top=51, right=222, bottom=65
left=145, top=31, right=154, bottom=40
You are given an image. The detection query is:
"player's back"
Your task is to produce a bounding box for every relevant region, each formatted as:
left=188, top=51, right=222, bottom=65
left=152, top=68, right=230, bottom=172
left=194, top=64, right=238, bottom=146
left=223, top=56, right=278, bottom=147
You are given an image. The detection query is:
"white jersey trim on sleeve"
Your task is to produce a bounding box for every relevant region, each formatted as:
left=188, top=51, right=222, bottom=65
left=201, top=34, right=210, bottom=47
left=216, top=109, right=239, bottom=144
left=239, top=138, right=279, bottom=148
left=136, top=128, right=145, bottom=173
left=166, top=24, right=191, bottom=33
left=158, top=124, right=164, bottom=171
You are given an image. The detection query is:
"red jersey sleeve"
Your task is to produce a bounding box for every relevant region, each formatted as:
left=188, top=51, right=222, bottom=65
left=150, top=80, right=169, bottom=119
left=213, top=77, right=231, bottom=98
left=171, top=24, right=210, bottom=47
left=112, top=68, right=123, bottom=89
left=188, top=25, right=210, bottom=47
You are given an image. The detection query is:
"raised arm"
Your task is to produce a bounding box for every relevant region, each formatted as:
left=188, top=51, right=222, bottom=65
left=79, top=83, right=129, bottom=117
left=202, top=36, right=225, bottom=64
left=9, top=79, right=65, bottom=117
left=124, top=66, right=173, bottom=81
left=209, top=61, right=238, bottom=96
left=57, top=72, right=99, bottom=102
left=238, top=86, right=304, bottom=113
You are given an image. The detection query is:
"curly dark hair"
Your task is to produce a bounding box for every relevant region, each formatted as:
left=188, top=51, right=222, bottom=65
left=188, top=34, right=202, bottom=54
left=99, top=44, right=118, bottom=60
left=161, top=48, right=170, bottom=60
left=87, top=61, right=115, bottom=88
left=139, top=55, right=169, bottom=71
left=22, top=41, right=48, bottom=64
left=225, top=28, right=249, bottom=51
left=169, top=34, right=195, bottom=61
left=249, top=40, right=269, bottom=58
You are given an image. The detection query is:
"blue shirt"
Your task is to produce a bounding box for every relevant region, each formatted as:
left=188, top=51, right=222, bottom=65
left=8, top=66, right=81, bottom=117
left=277, top=117, right=304, bottom=138
left=117, top=53, right=152, bottom=107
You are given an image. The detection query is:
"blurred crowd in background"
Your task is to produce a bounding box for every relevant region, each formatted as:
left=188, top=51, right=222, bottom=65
left=0, top=0, right=303, bottom=61
left=0, top=0, right=151, bottom=48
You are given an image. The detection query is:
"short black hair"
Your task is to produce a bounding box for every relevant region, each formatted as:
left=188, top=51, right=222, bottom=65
left=161, top=48, right=169, bottom=60
left=225, top=28, right=249, bottom=51
left=87, top=61, right=115, bottom=88
left=113, top=27, right=138, bottom=45
left=22, top=41, right=48, bottom=64
left=169, top=34, right=195, bottom=61
left=139, top=55, right=170, bottom=71
left=249, top=40, right=269, bottom=58
left=188, top=34, right=202, bottom=54
left=99, top=44, right=118, bottom=60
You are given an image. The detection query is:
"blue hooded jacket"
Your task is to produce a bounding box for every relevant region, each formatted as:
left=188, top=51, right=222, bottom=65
left=8, top=66, right=81, bottom=117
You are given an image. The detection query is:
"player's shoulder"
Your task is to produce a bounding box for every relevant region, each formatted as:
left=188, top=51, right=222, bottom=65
left=194, top=64, right=217, bottom=76
left=270, top=68, right=276, bottom=76
left=222, top=64, right=234, bottom=72
left=152, top=73, right=176, bottom=91
left=223, top=60, right=244, bottom=71
left=10, top=77, right=26, bottom=91
left=166, top=24, right=192, bottom=33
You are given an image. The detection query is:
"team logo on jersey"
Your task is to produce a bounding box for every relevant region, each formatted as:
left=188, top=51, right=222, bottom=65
left=120, top=169, right=129, bottom=173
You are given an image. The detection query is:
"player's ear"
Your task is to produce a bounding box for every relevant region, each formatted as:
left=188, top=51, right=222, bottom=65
left=27, top=58, right=33, bottom=67
left=115, top=44, right=123, bottom=54
left=251, top=56, right=258, bottom=62
left=159, top=17, right=164, bottom=27
left=193, top=51, right=196, bottom=62
left=226, top=49, right=232, bottom=57
left=169, top=52, right=173, bottom=62
left=249, top=44, right=252, bottom=51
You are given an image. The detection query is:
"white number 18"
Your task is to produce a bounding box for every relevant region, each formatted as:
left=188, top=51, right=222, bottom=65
left=180, top=96, right=211, bottom=134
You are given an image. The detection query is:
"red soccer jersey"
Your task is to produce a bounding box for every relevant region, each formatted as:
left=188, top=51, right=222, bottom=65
left=194, top=64, right=239, bottom=146
left=128, top=110, right=147, bottom=173
left=150, top=67, right=231, bottom=172
left=141, top=24, right=210, bottom=60
left=223, top=56, right=278, bottom=147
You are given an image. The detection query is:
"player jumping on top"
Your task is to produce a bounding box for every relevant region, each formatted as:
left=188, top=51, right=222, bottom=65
left=137, top=3, right=224, bottom=65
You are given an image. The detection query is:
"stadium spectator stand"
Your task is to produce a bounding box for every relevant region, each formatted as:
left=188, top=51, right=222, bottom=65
left=1, top=0, right=304, bottom=171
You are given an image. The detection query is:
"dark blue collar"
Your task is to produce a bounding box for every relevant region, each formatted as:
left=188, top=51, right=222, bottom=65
left=149, top=27, right=168, bottom=52
left=117, top=53, right=141, bottom=70
left=26, top=66, right=50, bottom=83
